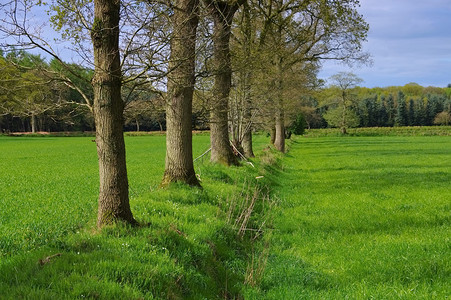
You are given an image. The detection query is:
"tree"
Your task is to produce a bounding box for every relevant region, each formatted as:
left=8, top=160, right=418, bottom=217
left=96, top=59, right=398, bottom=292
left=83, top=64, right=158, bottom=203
left=325, top=72, right=363, bottom=134
left=434, top=111, right=451, bottom=126
left=0, top=51, right=59, bottom=133
left=323, top=107, right=359, bottom=131
left=124, top=99, right=148, bottom=132
left=426, top=94, right=444, bottom=126
left=91, top=0, right=135, bottom=226
left=394, top=91, right=407, bottom=126
left=385, top=94, right=395, bottom=126
left=229, top=1, right=256, bottom=158
left=204, top=0, right=243, bottom=165
left=162, top=0, right=201, bottom=186
left=407, top=99, right=415, bottom=126
left=251, top=0, right=370, bottom=151
left=377, top=96, right=388, bottom=126
left=413, top=98, right=426, bottom=126
left=288, top=113, right=306, bottom=136
left=1, top=0, right=173, bottom=227
left=359, top=96, right=377, bottom=127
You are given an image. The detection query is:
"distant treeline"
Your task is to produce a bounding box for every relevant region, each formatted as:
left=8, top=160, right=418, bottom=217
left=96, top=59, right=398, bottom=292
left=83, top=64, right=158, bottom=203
left=303, top=84, right=451, bottom=130
left=1, top=50, right=450, bottom=133
left=354, top=90, right=450, bottom=127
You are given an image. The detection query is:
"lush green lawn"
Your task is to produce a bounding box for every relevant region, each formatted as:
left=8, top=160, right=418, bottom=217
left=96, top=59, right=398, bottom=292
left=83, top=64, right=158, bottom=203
left=1, top=134, right=450, bottom=298
left=0, top=134, right=270, bottom=298
left=250, top=136, right=451, bottom=299
left=0, top=135, right=214, bottom=256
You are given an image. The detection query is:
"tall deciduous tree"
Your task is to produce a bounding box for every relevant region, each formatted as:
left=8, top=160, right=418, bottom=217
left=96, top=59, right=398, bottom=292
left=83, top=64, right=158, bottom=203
left=230, top=1, right=256, bottom=158
left=162, top=0, right=201, bottom=186
left=204, top=0, right=243, bottom=165
left=324, top=72, right=362, bottom=134
left=1, top=0, right=169, bottom=227
left=254, top=0, right=370, bottom=151
left=0, top=51, right=60, bottom=133
left=91, top=0, right=135, bottom=226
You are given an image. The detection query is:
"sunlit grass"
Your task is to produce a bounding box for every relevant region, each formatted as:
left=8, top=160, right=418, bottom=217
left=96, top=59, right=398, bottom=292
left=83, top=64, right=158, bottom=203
left=252, top=136, right=451, bottom=298
left=0, top=134, right=272, bottom=298
left=1, top=133, right=449, bottom=298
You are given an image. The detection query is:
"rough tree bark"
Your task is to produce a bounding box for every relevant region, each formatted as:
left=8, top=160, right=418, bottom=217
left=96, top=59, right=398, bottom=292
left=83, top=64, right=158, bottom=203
left=91, top=0, right=135, bottom=227
left=240, top=76, right=254, bottom=157
left=162, top=0, right=200, bottom=187
left=273, top=102, right=285, bottom=152
left=206, top=0, right=241, bottom=165
left=269, top=119, right=276, bottom=145
left=273, top=57, right=285, bottom=152
left=240, top=2, right=254, bottom=157
left=241, top=115, right=254, bottom=157
left=31, top=113, right=37, bottom=133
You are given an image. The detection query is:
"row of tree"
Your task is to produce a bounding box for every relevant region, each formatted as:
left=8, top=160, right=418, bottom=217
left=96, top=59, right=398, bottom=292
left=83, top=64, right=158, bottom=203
left=0, top=0, right=369, bottom=227
left=2, top=58, right=449, bottom=136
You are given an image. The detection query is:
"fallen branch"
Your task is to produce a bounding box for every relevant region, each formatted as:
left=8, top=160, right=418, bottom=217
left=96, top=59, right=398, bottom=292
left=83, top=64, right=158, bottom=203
left=38, top=253, right=62, bottom=266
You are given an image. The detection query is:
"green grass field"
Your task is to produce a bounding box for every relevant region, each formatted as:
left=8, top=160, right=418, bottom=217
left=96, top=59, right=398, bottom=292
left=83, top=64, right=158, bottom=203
left=0, top=133, right=450, bottom=298
left=249, top=135, right=451, bottom=299
left=0, top=134, right=272, bottom=298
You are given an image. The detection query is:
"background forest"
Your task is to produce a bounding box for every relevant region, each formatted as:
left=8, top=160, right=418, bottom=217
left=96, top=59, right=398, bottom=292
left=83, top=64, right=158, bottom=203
left=1, top=50, right=450, bottom=134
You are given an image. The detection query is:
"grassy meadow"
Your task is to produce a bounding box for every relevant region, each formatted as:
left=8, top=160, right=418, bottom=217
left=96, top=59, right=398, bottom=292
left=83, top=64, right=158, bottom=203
left=0, top=131, right=450, bottom=298
left=250, top=135, right=451, bottom=299
left=0, top=134, right=274, bottom=298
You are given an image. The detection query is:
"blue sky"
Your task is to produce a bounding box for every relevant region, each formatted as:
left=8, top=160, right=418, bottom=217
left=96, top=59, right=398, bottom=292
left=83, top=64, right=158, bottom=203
left=318, top=0, right=451, bottom=88
left=3, top=1, right=450, bottom=88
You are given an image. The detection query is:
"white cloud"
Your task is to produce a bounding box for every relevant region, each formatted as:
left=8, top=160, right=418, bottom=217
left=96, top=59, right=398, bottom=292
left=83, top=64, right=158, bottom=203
left=319, top=0, right=451, bottom=87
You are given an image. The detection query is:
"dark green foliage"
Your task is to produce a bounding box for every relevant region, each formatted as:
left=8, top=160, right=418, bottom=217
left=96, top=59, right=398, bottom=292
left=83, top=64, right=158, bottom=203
left=395, top=91, right=407, bottom=126
left=414, top=99, right=426, bottom=125
left=359, top=96, right=378, bottom=127
left=385, top=94, right=395, bottom=126
left=288, top=113, right=306, bottom=136
left=377, top=96, right=388, bottom=126
left=306, top=85, right=450, bottom=130
left=407, top=99, right=415, bottom=126
left=426, top=95, right=444, bottom=125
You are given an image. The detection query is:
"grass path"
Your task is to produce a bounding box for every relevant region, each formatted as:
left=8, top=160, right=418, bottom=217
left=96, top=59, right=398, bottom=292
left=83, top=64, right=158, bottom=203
left=252, top=136, right=451, bottom=299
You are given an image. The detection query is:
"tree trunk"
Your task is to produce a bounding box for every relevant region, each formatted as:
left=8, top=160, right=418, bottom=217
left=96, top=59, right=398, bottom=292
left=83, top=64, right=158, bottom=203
left=242, top=128, right=254, bottom=157
left=92, top=0, right=135, bottom=227
left=341, top=99, right=347, bottom=135
left=162, top=0, right=200, bottom=187
left=241, top=75, right=254, bottom=157
left=241, top=2, right=254, bottom=158
left=136, top=118, right=140, bottom=132
left=273, top=105, right=285, bottom=152
left=207, top=1, right=239, bottom=166
left=274, top=56, right=285, bottom=152
left=270, top=122, right=276, bottom=145
left=31, top=114, right=37, bottom=133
